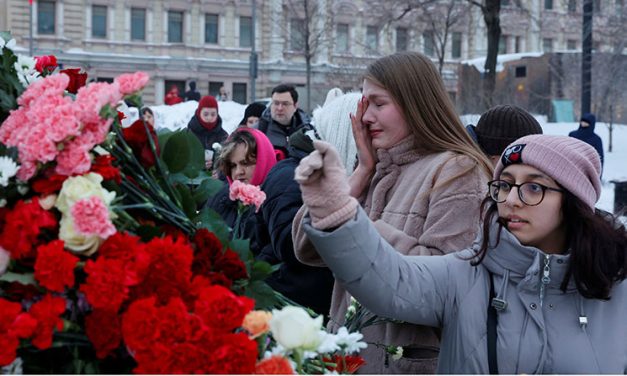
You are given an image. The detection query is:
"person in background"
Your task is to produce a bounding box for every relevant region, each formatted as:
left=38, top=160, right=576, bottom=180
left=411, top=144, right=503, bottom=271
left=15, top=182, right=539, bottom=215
left=140, top=107, right=154, bottom=127
left=295, top=134, right=626, bottom=374
left=238, top=102, right=267, bottom=128
left=466, top=104, right=543, bottom=166
left=569, top=112, right=604, bottom=169
left=257, top=84, right=311, bottom=161
left=205, top=128, right=276, bottom=242
left=312, top=91, right=360, bottom=175
left=164, top=85, right=183, bottom=106
left=186, top=95, right=228, bottom=169
left=254, top=128, right=334, bottom=315
left=292, top=52, right=493, bottom=374
left=183, top=81, right=200, bottom=102
left=218, top=86, right=229, bottom=101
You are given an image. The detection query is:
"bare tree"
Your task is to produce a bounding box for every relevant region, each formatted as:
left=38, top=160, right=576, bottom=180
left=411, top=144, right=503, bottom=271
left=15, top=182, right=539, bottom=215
left=418, top=0, right=470, bottom=73
left=283, top=0, right=333, bottom=111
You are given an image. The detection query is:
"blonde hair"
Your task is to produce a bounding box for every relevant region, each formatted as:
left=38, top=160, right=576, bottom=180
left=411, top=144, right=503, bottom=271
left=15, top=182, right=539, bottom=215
left=364, top=52, right=493, bottom=180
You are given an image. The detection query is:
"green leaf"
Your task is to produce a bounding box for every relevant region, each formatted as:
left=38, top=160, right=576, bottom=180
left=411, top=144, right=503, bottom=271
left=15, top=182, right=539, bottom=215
left=174, top=183, right=197, bottom=219
left=136, top=224, right=163, bottom=242
left=250, top=260, right=276, bottom=281
left=0, top=272, right=37, bottom=285
left=245, top=280, right=280, bottom=310
left=160, top=130, right=204, bottom=174
left=194, top=207, right=231, bottom=244
left=229, top=238, right=251, bottom=261
left=192, top=177, right=225, bottom=205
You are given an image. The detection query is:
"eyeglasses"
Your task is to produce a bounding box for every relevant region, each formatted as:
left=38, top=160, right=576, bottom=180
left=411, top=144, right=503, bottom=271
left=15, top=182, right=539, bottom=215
left=488, top=180, right=564, bottom=206
left=271, top=101, right=294, bottom=108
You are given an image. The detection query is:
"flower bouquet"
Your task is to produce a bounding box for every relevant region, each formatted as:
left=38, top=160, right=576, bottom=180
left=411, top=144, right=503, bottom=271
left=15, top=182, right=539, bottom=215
left=0, top=32, right=366, bottom=374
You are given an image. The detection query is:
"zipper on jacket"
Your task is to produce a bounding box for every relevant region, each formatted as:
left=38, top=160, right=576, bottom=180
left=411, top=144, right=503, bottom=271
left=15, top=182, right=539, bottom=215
left=539, top=254, right=551, bottom=307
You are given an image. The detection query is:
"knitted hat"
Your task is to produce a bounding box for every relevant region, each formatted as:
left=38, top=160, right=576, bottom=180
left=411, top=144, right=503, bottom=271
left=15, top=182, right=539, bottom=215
left=239, top=102, right=267, bottom=126
left=494, top=135, right=602, bottom=211
left=475, top=105, right=543, bottom=156
left=312, top=92, right=360, bottom=174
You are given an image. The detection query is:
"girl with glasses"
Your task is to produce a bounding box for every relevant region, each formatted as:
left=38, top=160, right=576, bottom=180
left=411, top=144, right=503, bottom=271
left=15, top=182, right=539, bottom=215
left=294, top=134, right=627, bottom=373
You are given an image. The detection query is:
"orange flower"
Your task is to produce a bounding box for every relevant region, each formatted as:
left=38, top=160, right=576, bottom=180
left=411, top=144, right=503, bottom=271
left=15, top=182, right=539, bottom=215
left=242, top=310, right=272, bottom=339
left=254, top=355, right=294, bottom=374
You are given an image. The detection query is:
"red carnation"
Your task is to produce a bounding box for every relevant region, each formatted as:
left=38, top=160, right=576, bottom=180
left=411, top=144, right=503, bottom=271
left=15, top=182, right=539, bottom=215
left=215, top=248, right=248, bottom=281
left=81, top=258, right=129, bottom=311
left=90, top=155, right=121, bottom=183
left=31, top=172, right=69, bottom=195
left=129, top=236, right=193, bottom=304
left=206, top=332, right=258, bottom=374
left=325, top=355, right=366, bottom=374
left=194, top=285, right=254, bottom=332
left=122, top=119, right=160, bottom=168
left=28, top=295, right=66, bottom=349
left=0, top=336, right=19, bottom=367
left=0, top=198, right=58, bottom=260
left=85, top=309, right=122, bottom=359
left=60, top=68, right=88, bottom=94
left=34, top=55, right=57, bottom=74
left=255, top=355, right=295, bottom=374
left=121, top=297, right=160, bottom=353
left=34, top=240, right=79, bottom=292
left=0, top=299, right=38, bottom=366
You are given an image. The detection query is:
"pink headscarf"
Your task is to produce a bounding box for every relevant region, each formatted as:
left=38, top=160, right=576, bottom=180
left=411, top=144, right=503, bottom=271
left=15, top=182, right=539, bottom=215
left=226, top=128, right=277, bottom=186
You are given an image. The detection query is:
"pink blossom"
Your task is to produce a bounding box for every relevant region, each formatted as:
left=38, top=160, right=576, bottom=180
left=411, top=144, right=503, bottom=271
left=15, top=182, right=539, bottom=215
left=55, top=141, right=92, bottom=176
left=17, top=73, right=69, bottom=108
left=229, top=180, right=266, bottom=213
left=114, top=72, right=149, bottom=95
left=71, top=196, right=116, bottom=238
left=75, top=81, right=122, bottom=124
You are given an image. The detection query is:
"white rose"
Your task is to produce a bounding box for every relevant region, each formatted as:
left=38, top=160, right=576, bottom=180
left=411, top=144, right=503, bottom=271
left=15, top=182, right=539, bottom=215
left=0, top=246, right=11, bottom=275
left=269, top=306, right=323, bottom=351
left=58, top=215, right=102, bottom=256
left=55, top=173, right=116, bottom=215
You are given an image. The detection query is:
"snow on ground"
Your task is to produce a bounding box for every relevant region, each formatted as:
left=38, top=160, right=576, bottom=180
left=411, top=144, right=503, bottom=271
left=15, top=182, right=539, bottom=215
left=138, top=105, right=625, bottom=214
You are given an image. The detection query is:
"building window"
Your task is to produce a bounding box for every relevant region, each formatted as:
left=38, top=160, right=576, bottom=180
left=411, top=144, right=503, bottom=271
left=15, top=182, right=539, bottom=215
left=543, top=38, right=553, bottom=52
left=336, top=23, right=349, bottom=53
left=205, top=14, right=219, bottom=44
left=366, top=26, right=378, bottom=53
left=131, top=8, right=146, bottom=41
left=515, top=36, right=522, bottom=53
left=37, top=1, right=56, bottom=34
left=396, top=27, right=408, bottom=52
left=568, top=0, right=577, bottom=12
left=452, top=32, right=462, bottom=58
left=544, top=0, right=553, bottom=10
left=96, top=77, right=114, bottom=83
left=209, top=81, right=224, bottom=97
left=567, top=39, right=577, bottom=50
left=168, top=11, right=183, bottom=43
left=233, top=83, right=247, bottom=104
left=239, top=16, right=252, bottom=48
left=92, top=5, right=107, bottom=38
left=515, top=66, right=526, bottom=78
left=593, top=0, right=601, bottom=12
left=290, top=18, right=305, bottom=51
left=499, top=35, right=507, bottom=54
left=423, top=31, right=434, bottom=57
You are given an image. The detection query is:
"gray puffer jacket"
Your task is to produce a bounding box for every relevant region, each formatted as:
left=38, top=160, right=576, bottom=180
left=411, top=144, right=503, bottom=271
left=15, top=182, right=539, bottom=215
left=304, top=207, right=627, bottom=374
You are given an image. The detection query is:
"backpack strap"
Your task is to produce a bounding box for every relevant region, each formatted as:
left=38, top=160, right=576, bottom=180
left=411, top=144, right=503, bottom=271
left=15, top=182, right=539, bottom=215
left=487, top=272, right=499, bottom=374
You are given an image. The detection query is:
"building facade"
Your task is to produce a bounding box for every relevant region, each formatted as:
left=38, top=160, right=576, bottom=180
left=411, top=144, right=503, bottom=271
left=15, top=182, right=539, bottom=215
left=0, top=0, right=624, bottom=112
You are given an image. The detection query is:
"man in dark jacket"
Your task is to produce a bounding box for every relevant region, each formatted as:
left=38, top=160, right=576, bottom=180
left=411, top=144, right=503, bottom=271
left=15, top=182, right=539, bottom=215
left=257, top=84, right=310, bottom=160
left=254, top=128, right=334, bottom=315
left=569, top=113, right=604, bottom=168
left=183, top=81, right=201, bottom=102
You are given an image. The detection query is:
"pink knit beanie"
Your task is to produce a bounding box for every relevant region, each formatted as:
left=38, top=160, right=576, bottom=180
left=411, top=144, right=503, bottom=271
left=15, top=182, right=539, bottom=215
left=494, top=134, right=602, bottom=211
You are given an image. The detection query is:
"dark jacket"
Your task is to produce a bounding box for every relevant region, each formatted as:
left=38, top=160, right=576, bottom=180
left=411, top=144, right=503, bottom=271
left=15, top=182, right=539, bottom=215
left=255, top=143, right=334, bottom=315
left=204, top=183, right=261, bottom=250
left=569, top=113, right=604, bottom=168
left=257, top=107, right=311, bottom=156
left=187, top=114, right=228, bottom=150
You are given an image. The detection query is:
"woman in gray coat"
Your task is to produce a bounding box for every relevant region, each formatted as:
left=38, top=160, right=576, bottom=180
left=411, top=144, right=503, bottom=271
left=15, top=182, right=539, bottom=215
left=294, top=134, right=627, bottom=374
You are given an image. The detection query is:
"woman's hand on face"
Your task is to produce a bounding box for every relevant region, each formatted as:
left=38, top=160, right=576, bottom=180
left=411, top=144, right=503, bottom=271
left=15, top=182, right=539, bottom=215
left=350, top=97, right=377, bottom=172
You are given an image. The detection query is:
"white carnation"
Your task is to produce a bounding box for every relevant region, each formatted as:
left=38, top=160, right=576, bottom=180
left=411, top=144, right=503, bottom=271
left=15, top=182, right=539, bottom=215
left=0, top=156, right=19, bottom=187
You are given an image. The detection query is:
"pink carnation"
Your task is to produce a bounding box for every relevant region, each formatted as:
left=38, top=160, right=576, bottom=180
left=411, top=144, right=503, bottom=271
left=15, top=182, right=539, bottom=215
left=114, top=72, right=149, bottom=95
left=229, top=180, right=266, bottom=213
left=71, top=196, right=116, bottom=238
left=55, top=141, right=92, bottom=176
left=17, top=74, right=69, bottom=108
